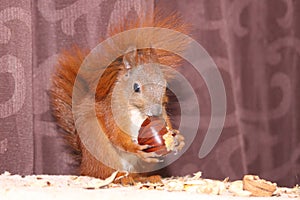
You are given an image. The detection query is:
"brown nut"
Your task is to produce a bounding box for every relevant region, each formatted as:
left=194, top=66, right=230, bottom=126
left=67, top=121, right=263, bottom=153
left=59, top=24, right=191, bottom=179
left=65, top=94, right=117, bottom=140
left=138, top=117, right=169, bottom=155
left=243, top=175, right=277, bottom=197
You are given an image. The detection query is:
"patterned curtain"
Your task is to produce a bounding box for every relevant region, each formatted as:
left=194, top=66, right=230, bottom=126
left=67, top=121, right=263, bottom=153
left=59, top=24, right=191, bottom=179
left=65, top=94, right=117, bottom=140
left=158, top=0, right=300, bottom=187
left=0, top=0, right=299, bottom=187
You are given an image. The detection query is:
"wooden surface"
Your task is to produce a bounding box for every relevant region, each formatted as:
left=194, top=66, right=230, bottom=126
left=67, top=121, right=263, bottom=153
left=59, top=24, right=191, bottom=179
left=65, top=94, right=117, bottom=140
left=0, top=0, right=300, bottom=187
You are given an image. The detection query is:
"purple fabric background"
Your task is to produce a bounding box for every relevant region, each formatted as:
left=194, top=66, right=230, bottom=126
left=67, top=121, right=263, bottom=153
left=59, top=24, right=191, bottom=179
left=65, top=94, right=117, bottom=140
left=0, top=0, right=299, bottom=187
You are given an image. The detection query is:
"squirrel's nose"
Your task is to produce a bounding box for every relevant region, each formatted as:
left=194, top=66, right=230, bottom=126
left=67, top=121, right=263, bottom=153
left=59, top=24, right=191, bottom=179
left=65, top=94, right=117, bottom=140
left=147, top=104, right=162, bottom=117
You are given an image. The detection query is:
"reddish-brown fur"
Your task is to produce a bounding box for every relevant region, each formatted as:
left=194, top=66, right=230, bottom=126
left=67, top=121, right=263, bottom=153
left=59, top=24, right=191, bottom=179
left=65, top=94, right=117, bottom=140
left=50, top=11, right=189, bottom=183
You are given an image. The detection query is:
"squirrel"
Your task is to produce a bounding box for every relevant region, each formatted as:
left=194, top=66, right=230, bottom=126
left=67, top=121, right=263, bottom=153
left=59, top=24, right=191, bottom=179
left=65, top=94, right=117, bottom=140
left=50, top=10, right=189, bottom=184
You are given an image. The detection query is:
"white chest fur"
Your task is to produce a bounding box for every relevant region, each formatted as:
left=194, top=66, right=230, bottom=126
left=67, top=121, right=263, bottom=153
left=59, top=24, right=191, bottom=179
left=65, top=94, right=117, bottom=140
left=118, top=109, right=145, bottom=171
left=129, top=108, right=145, bottom=141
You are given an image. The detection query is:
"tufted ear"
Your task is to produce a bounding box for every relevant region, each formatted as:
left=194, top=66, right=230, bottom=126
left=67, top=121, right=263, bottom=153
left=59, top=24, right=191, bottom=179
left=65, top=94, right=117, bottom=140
left=123, top=48, right=160, bottom=70
left=123, top=48, right=137, bottom=69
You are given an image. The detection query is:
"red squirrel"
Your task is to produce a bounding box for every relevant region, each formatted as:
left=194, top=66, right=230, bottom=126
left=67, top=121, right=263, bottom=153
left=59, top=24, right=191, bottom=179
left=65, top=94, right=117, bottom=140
left=50, top=11, right=188, bottom=184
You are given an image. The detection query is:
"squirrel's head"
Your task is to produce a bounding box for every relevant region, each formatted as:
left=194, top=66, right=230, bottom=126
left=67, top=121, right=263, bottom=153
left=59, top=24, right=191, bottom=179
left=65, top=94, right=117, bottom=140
left=118, top=48, right=168, bottom=118
left=124, top=63, right=167, bottom=118
left=106, top=48, right=183, bottom=138
left=111, top=48, right=170, bottom=136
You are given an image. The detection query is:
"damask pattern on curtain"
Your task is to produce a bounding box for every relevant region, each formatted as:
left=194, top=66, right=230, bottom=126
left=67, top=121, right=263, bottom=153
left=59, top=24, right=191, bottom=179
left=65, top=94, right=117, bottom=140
left=0, top=0, right=299, bottom=187
left=158, top=0, right=300, bottom=187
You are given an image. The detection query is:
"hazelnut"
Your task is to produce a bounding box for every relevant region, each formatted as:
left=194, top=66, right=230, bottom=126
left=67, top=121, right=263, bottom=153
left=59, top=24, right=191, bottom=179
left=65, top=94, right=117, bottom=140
left=138, top=116, right=169, bottom=155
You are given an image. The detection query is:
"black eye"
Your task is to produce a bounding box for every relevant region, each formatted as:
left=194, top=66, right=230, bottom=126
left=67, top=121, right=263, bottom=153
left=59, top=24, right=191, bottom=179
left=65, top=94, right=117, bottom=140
left=133, top=83, right=140, bottom=93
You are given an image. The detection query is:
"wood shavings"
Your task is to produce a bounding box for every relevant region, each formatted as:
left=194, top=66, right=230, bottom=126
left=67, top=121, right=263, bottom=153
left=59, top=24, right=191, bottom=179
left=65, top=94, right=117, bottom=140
left=228, top=180, right=252, bottom=197
left=131, top=172, right=298, bottom=198
left=192, top=171, right=202, bottom=180
left=165, top=180, right=184, bottom=191
left=274, top=185, right=300, bottom=198
left=0, top=171, right=299, bottom=199
left=0, top=170, right=117, bottom=190
left=114, top=171, right=129, bottom=182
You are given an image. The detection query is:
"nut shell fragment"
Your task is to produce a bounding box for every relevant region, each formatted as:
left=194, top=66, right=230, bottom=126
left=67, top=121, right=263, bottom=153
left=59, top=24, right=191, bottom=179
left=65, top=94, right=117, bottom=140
left=243, top=175, right=277, bottom=197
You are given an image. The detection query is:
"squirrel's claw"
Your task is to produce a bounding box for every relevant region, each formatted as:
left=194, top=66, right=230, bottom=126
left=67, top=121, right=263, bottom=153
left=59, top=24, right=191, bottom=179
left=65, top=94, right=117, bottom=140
left=137, top=144, right=152, bottom=151
left=136, top=150, right=163, bottom=163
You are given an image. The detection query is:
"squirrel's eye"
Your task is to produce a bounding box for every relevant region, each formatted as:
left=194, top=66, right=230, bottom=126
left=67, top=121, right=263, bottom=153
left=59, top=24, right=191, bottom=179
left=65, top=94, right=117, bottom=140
left=133, top=83, right=140, bottom=93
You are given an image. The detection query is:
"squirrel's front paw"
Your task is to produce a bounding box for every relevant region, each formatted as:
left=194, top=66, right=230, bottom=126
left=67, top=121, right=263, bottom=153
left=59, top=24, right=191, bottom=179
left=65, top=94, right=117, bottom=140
left=136, top=144, right=163, bottom=163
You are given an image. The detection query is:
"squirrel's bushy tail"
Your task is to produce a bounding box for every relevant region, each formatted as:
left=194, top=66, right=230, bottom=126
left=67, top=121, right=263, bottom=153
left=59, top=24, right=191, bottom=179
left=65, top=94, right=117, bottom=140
left=50, top=48, right=88, bottom=154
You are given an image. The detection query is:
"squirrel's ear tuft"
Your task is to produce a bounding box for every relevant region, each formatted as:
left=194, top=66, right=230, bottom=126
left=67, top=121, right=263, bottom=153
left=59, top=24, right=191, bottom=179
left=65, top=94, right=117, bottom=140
left=123, top=56, right=131, bottom=69
left=123, top=48, right=138, bottom=69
